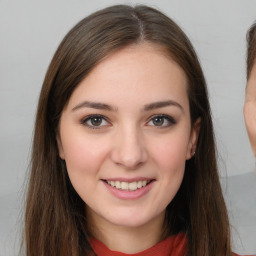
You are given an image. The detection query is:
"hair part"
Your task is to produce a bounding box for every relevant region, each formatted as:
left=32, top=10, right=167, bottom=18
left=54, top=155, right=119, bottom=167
left=24, top=4, right=231, bottom=256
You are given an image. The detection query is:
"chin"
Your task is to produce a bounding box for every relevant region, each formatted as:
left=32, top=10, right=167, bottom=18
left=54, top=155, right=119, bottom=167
left=111, top=217, right=148, bottom=227
left=102, top=208, right=164, bottom=229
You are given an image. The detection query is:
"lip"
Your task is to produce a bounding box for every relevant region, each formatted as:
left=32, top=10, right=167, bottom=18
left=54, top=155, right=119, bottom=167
left=102, top=177, right=153, bottom=182
left=101, top=178, right=155, bottom=200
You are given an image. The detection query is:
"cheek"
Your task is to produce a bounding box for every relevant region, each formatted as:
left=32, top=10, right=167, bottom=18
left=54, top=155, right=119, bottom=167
left=149, top=135, right=189, bottom=172
left=61, top=133, right=110, bottom=176
left=147, top=136, right=187, bottom=210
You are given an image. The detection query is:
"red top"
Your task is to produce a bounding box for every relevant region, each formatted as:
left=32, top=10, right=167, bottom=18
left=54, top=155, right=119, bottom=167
left=91, top=233, right=187, bottom=256
left=90, top=233, right=248, bottom=256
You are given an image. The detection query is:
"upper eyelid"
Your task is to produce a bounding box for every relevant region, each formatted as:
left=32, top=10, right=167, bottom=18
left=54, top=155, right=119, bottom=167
left=147, top=114, right=176, bottom=121
left=81, top=114, right=110, bottom=124
left=146, top=114, right=176, bottom=127
left=81, top=114, right=107, bottom=120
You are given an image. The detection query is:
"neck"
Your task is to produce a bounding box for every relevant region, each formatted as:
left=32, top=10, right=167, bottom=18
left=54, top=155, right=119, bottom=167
left=87, top=211, right=166, bottom=254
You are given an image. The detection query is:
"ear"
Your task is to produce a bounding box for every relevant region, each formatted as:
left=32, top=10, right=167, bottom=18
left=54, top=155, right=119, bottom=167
left=56, top=133, right=65, bottom=160
left=186, top=118, right=201, bottom=160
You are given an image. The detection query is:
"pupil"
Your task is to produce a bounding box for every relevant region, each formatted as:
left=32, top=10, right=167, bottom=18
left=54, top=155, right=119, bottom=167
left=153, top=117, right=163, bottom=126
left=91, top=117, right=102, bottom=126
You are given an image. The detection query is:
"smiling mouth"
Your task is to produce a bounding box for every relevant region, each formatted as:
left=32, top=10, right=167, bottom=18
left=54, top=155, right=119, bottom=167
left=103, top=180, right=154, bottom=191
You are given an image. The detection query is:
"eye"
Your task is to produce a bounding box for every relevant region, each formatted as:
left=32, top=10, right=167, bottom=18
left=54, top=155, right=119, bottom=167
left=81, top=115, right=110, bottom=129
left=147, top=114, right=176, bottom=127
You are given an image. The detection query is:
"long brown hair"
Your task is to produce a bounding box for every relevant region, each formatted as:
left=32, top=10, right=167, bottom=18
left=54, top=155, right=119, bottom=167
left=247, top=22, right=256, bottom=79
left=24, top=5, right=231, bottom=256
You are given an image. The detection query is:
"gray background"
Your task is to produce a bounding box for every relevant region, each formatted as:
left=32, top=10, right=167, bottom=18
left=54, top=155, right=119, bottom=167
left=0, top=0, right=256, bottom=255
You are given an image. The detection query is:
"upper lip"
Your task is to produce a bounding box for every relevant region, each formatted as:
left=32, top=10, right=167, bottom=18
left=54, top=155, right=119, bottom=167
left=101, top=177, right=155, bottom=182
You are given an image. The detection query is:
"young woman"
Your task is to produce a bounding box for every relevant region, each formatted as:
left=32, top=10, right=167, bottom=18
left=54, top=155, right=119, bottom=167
left=244, top=22, right=256, bottom=156
left=24, top=4, right=243, bottom=256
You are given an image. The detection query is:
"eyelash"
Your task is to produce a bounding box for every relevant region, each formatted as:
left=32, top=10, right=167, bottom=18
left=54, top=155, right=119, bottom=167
left=81, top=114, right=110, bottom=129
left=80, top=114, right=176, bottom=129
left=146, top=114, right=176, bottom=127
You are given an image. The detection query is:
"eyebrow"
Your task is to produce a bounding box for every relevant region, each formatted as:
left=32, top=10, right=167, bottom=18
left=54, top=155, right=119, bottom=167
left=144, top=100, right=184, bottom=112
left=72, top=100, right=183, bottom=112
left=72, top=101, right=117, bottom=112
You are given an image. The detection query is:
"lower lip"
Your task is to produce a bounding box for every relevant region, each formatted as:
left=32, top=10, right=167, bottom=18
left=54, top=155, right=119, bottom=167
left=102, top=181, right=155, bottom=200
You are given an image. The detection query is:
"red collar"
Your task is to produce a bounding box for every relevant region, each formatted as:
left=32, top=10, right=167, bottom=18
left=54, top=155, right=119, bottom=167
left=90, top=233, right=187, bottom=256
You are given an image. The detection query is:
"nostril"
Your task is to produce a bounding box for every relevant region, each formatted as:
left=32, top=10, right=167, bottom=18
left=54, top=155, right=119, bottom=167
left=111, top=150, right=147, bottom=169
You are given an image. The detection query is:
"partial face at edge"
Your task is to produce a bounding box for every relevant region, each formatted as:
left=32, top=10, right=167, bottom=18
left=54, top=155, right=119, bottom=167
left=244, top=63, right=256, bottom=156
left=57, top=43, right=200, bottom=232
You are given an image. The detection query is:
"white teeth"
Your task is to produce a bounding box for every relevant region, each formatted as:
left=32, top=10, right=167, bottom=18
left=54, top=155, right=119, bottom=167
left=129, top=181, right=137, bottom=191
left=106, top=180, right=150, bottom=191
left=121, top=182, right=128, bottom=190
left=116, top=181, right=121, bottom=189
left=137, top=181, right=142, bottom=189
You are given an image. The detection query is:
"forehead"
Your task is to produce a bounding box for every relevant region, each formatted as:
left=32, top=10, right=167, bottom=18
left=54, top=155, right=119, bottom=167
left=66, top=43, right=189, bottom=110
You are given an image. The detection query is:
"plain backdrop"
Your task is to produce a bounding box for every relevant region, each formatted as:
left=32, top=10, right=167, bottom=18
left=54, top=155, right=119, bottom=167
left=0, top=0, right=256, bottom=255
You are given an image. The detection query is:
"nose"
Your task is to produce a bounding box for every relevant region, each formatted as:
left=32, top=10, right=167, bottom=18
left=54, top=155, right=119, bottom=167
left=110, top=126, right=148, bottom=169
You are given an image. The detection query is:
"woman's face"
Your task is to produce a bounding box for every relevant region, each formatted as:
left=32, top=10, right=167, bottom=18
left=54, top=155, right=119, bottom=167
left=244, top=63, right=256, bottom=156
left=57, top=43, right=200, bottom=231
